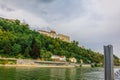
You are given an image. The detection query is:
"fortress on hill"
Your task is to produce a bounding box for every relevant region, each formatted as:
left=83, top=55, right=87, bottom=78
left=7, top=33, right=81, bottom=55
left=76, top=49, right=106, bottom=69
left=38, top=30, right=70, bottom=42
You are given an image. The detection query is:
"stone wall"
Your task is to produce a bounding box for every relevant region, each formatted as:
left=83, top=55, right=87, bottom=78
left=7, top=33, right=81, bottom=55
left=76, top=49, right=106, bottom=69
left=17, top=59, right=35, bottom=65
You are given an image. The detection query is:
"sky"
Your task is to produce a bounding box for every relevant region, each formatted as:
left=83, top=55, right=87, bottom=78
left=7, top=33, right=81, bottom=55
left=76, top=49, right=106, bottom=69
left=0, top=0, right=120, bottom=57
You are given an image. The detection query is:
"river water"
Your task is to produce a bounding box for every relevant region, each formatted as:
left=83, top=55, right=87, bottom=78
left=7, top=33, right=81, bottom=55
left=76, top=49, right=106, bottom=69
left=0, top=67, right=119, bottom=80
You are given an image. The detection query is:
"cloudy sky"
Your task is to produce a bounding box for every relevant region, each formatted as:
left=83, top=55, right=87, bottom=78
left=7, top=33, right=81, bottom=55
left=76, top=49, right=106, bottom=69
left=0, top=0, right=120, bottom=57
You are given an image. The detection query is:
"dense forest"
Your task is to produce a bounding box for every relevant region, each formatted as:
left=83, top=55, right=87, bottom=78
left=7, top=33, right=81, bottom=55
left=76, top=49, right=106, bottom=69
left=0, top=17, right=119, bottom=65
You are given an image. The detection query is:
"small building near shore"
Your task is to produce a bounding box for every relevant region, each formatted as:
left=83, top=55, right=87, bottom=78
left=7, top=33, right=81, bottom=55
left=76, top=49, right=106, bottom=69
left=51, top=55, right=66, bottom=62
left=80, top=59, right=83, bottom=64
left=69, top=57, right=77, bottom=63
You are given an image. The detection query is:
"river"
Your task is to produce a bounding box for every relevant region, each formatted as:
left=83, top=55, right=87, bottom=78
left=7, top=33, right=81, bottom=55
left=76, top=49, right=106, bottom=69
left=0, top=67, right=119, bottom=80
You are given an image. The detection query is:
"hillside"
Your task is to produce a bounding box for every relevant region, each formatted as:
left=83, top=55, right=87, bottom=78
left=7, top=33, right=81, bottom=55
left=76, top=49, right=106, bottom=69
left=0, top=18, right=119, bottom=65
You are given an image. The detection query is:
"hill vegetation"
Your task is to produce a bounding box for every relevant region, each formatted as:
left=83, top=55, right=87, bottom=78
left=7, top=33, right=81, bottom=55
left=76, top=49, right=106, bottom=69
left=0, top=18, right=119, bottom=65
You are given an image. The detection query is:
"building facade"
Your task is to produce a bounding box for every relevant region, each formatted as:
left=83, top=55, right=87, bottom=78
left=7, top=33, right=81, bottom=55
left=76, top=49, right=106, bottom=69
left=51, top=55, right=66, bottom=62
left=69, top=57, right=77, bottom=63
left=57, top=34, right=70, bottom=42
left=38, top=30, right=70, bottom=42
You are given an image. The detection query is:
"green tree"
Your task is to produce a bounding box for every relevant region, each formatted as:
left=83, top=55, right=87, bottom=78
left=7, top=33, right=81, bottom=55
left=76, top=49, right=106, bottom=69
left=15, top=19, right=20, bottom=25
left=11, top=44, right=22, bottom=56
left=30, top=38, right=40, bottom=59
left=24, top=46, right=31, bottom=58
left=41, top=50, right=52, bottom=58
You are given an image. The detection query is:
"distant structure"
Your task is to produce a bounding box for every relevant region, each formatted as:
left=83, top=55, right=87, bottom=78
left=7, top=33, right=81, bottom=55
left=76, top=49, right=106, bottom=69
left=104, top=45, right=114, bottom=80
left=69, top=57, right=77, bottom=63
left=38, top=30, right=70, bottom=42
left=5, top=19, right=15, bottom=22
left=0, top=17, right=15, bottom=22
left=57, top=34, right=70, bottom=43
left=0, top=17, right=27, bottom=25
left=51, top=55, right=66, bottom=62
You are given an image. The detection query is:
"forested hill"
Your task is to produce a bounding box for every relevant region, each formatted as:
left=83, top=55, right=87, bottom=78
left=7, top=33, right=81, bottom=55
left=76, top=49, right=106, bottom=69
left=0, top=18, right=119, bottom=64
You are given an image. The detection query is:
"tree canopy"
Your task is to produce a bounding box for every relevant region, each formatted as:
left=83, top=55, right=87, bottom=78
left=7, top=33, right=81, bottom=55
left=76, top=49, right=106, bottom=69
left=0, top=18, right=119, bottom=64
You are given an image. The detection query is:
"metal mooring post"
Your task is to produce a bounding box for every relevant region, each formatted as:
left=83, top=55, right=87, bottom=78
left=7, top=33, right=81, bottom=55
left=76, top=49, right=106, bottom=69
left=104, top=45, right=114, bottom=80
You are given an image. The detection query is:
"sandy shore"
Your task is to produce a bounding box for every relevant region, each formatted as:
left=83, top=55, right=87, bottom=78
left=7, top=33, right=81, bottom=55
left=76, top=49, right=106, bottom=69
left=0, top=64, right=75, bottom=68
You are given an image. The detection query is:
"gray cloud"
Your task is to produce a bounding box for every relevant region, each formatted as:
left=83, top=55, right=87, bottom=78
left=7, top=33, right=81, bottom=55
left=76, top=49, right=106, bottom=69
left=52, top=0, right=120, bottom=57
left=2, top=0, right=84, bottom=23
left=0, top=2, right=14, bottom=12
left=38, top=0, right=55, bottom=3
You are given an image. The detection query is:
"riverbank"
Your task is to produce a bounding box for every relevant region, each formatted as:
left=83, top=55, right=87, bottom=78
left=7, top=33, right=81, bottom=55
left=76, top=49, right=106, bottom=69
left=0, top=64, right=76, bottom=68
left=0, top=64, right=93, bottom=68
left=0, top=58, right=92, bottom=68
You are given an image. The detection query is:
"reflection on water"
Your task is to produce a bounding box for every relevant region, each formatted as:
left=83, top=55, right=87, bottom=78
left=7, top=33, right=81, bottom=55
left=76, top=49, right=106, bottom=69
left=0, top=67, right=105, bottom=80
